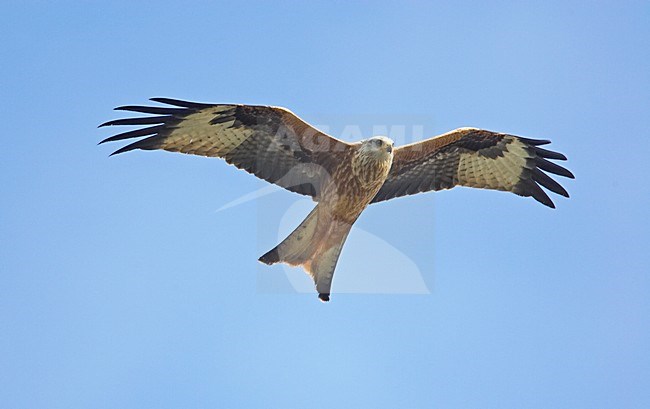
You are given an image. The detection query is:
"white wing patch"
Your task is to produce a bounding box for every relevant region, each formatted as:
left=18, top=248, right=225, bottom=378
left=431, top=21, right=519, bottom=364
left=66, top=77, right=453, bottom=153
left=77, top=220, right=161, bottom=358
left=457, top=137, right=530, bottom=190
left=162, top=109, right=252, bottom=157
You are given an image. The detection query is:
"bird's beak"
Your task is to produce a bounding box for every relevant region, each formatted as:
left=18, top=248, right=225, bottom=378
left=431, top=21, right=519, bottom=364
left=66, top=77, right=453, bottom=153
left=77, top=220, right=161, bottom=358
left=386, top=145, right=393, bottom=153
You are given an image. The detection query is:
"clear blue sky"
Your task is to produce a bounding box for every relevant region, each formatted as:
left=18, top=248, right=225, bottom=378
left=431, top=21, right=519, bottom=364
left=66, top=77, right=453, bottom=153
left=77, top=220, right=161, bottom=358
left=1, top=1, right=649, bottom=408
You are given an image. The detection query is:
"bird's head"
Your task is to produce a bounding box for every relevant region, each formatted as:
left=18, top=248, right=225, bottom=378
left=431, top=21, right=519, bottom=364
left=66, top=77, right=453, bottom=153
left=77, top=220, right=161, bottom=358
left=360, top=136, right=394, bottom=159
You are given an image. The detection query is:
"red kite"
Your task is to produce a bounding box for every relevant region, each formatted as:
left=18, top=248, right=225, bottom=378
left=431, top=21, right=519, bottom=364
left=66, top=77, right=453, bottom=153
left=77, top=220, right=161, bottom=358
left=100, top=98, right=574, bottom=302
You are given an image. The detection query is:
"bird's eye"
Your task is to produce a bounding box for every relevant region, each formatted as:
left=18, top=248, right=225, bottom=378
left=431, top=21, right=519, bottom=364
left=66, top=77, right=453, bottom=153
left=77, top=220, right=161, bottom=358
left=374, top=139, right=383, bottom=146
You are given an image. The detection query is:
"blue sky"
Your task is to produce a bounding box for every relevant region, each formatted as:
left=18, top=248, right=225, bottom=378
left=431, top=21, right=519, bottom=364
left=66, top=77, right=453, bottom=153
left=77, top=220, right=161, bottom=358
left=1, top=1, right=649, bottom=408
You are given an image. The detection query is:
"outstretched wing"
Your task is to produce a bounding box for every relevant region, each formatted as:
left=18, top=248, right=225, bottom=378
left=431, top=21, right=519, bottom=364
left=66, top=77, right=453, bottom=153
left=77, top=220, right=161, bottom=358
left=372, top=128, right=574, bottom=208
left=99, top=98, right=352, bottom=199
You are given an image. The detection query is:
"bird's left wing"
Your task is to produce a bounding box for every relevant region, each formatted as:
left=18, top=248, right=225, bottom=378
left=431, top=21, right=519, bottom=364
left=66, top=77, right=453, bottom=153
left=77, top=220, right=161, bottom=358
left=99, top=98, right=352, bottom=199
left=371, top=128, right=574, bottom=208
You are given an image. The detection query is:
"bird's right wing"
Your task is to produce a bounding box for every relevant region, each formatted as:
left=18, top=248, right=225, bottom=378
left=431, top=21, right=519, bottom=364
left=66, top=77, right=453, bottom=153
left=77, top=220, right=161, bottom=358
left=99, top=98, right=353, bottom=199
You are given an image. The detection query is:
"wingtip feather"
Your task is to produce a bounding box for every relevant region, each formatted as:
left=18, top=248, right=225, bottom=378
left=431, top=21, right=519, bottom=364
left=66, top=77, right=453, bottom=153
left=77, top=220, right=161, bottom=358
left=109, top=145, right=135, bottom=156
left=532, top=169, right=570, bottom=198
left=149, top=97, right=213, bottom=109
left=534, top=146, right=568, bottom=161
left=517, top=136, right=552, bottom=146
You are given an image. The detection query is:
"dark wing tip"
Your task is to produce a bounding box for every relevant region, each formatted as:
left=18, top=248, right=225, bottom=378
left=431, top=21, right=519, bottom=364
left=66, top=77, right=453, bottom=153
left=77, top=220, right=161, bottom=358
left=517, top=136, right=551, bottom=146
left=318, top=293, right=331, bottom=302
left=514, top=178, right=556, bottom=208
left=515, top=138, right=574, bottom=207
left=258, top=248, right=280, bottom=265
left=98, top=125, right=164, bottom=145
left=534, top=191, right=556, bottom=208
left=107, top=134, right=163, bottom=156
left=532, top=185, right=556, bottom=208
left=534, top=146, right=567, bottom=161
left=535, top=157, right=575, bottom=179
left=149, top=97, right=214, bottom=109
left=98, top=116, right=172, bottom=128
left=100, top=98, right=217, bottom=157
left=108, top=145, right=134, bottom=156
left=114, top=105, right=189, bottom=115
left=532, top=168, right=570, bottom=198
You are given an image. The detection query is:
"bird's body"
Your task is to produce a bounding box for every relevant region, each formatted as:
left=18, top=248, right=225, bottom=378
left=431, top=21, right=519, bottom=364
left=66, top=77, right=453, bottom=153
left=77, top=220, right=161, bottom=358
left=100, top=98, right=574, bottom=302
left=259, top=137, right=394, bottom=301
left=325, top=137, right=395, bottom=219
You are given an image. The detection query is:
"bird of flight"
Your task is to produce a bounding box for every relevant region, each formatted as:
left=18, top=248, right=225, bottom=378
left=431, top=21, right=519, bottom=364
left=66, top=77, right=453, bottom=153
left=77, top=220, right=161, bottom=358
left=100, top=98, right=574, bottom=302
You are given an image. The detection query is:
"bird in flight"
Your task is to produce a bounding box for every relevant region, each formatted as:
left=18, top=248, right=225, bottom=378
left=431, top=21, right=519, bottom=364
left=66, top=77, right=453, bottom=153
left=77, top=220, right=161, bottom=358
left=100, top=98, right=574, bottom=302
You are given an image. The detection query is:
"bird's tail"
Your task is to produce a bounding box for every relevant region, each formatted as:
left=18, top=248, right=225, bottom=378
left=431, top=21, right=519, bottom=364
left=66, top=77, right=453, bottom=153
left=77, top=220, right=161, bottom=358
left=258, top=205, right=353, bottom=302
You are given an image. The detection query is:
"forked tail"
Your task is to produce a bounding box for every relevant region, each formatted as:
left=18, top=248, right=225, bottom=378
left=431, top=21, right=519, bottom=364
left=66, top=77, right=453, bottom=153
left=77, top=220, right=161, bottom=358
left=259, top=205, right=353, bottom=302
